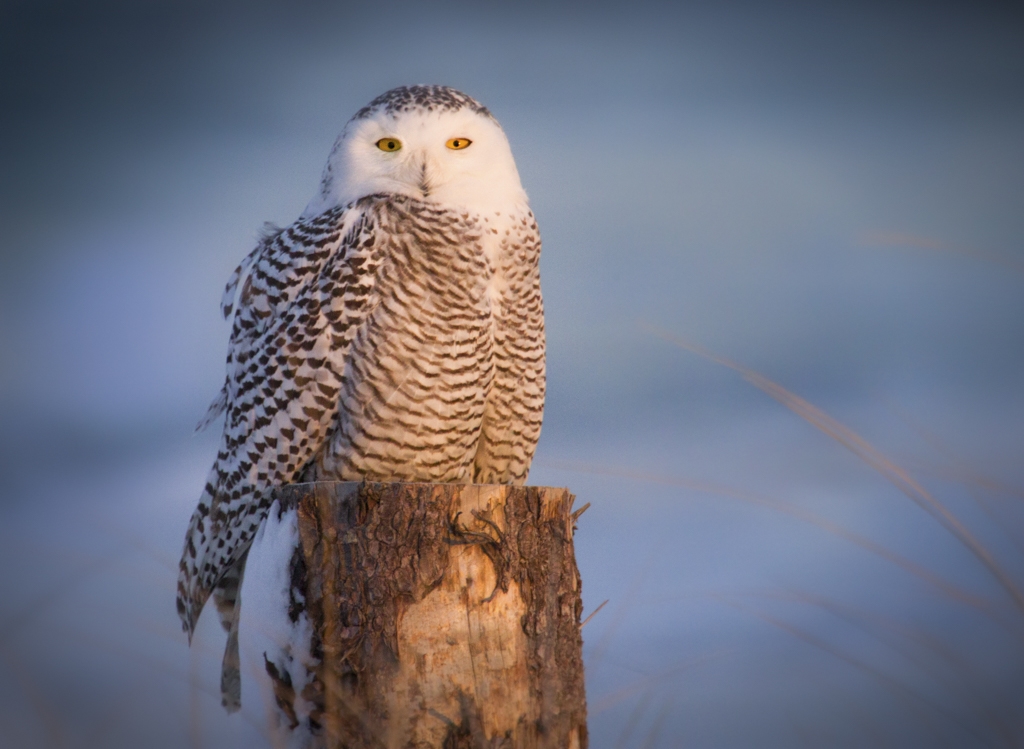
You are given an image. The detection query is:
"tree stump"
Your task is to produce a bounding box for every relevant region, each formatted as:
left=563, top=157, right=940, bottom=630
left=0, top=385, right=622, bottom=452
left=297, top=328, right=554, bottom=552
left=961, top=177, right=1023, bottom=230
left=272, top=481, right=589, bottom=749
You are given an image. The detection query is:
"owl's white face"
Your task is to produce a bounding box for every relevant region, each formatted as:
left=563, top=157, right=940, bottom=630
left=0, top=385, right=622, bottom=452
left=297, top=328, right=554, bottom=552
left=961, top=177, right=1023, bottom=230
left=306, top=105, right=528, bottom=217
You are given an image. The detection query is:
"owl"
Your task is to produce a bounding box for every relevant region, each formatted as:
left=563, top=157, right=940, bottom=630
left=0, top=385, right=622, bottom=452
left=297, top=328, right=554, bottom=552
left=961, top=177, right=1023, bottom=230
left=176, top=86, right=545, bottom=709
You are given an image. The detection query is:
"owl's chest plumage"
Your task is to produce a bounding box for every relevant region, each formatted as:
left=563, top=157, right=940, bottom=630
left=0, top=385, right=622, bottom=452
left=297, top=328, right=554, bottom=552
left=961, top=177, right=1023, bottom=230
left=313, top=197, right=545, bottom=484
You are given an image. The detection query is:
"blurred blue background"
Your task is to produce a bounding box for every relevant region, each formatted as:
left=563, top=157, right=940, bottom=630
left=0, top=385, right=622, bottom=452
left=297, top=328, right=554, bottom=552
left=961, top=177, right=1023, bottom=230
left=1, top=1, right=1022, bottom=746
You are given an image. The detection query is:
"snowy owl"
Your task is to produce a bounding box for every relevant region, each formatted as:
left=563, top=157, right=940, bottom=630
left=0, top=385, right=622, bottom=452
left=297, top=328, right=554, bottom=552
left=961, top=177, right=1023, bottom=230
left=176, top=85, right=545, bottom=708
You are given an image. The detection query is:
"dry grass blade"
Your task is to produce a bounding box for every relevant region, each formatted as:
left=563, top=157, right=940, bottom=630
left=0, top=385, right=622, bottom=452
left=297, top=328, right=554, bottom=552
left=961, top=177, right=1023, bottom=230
left=770, top=590, right=1016, bottom=746
left=586, top=543, right=663, bottom=672
left=639, top=699, right=673, bottom=749
left=581, top=599, right=609, bottom=628
left=711, top=595, right=987, bottom=748
left=612, top=689, right=653, bottom=749
left=882, top=400, right=1024, bottom=500
left=0, top=647, right=65, bottom=749
left=899, top=457, right=1024, bottom=502
left=540, top=458, right=991, bottom=613
left=590, top=650, right=730, bottom=715
left=881, top=404, right=1024, bottom=559
left=859, top=232, right=1024, bottom=278
left=645, top=324, right=1024, bottom=619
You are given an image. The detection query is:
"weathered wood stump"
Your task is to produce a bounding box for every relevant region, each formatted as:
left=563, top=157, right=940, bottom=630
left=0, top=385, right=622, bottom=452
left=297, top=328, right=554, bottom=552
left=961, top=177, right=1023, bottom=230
left=274, top=481, right=588, bottom=749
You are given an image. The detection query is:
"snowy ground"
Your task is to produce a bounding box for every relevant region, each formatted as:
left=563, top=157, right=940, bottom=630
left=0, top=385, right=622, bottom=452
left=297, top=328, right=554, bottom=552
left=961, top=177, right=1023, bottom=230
left=2, top=3, right=1023, bottom=747
left=2, top=390, right=1022, bottom=748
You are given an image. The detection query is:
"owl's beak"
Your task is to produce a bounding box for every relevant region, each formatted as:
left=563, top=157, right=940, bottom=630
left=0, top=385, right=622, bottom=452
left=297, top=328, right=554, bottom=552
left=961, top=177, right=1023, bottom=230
left=416, top=154, right=433, bottom=198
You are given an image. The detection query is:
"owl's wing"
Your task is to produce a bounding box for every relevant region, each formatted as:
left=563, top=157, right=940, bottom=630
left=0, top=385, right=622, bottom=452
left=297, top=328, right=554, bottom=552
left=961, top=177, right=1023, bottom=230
left=176, top=198, right=384, bottom=643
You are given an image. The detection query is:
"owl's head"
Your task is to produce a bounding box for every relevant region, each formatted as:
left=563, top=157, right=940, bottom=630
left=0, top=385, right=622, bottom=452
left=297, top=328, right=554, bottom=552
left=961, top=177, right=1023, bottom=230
left=304, top=86, right=528, bottom=217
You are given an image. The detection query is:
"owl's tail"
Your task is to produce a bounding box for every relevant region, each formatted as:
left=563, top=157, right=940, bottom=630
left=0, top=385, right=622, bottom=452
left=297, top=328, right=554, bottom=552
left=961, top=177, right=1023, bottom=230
left=212, top=549, right=249, bottom=712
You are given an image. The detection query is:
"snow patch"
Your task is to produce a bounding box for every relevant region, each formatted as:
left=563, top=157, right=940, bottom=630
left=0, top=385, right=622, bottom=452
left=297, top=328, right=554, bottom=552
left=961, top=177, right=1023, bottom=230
left=238, top=500, right=316, bottom=747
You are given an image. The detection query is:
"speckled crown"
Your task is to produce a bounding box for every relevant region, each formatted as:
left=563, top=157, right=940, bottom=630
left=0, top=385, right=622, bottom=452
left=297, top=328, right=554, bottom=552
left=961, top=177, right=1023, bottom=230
left=351, top=85, right=493, bottom=121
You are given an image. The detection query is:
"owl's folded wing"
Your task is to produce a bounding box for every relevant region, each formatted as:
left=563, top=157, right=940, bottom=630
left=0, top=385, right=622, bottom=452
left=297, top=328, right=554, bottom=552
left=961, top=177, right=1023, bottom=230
left=176, top=198, right=384, bottom=641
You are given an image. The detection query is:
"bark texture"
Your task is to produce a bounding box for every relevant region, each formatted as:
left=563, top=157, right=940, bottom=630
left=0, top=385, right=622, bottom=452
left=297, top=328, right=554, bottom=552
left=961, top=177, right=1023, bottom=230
left=273, top=481, right=588, bottom=749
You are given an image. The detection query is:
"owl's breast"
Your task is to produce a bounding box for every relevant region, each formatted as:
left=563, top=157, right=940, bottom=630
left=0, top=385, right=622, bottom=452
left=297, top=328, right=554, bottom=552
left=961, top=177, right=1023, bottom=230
left=316, top=199, right=499, bottom=482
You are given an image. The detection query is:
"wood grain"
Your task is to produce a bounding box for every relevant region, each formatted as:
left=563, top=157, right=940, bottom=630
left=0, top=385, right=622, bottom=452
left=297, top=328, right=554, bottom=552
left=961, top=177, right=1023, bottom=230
left=273, top=481, right=588, bottom=749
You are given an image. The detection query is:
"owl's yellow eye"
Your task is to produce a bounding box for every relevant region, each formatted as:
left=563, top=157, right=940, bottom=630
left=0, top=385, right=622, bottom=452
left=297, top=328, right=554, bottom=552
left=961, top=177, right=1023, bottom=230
left=376, top=138, right=402, bottom=152
left=446, top=137, right=472, bottom=150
